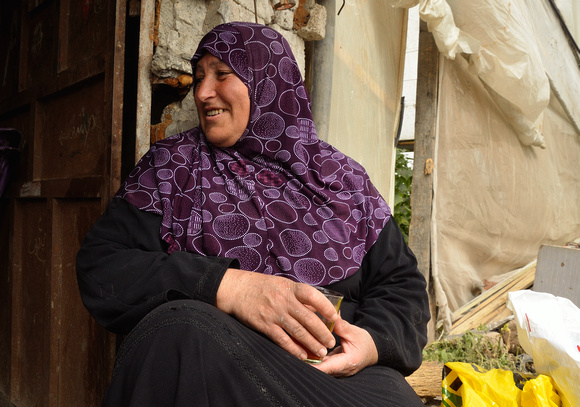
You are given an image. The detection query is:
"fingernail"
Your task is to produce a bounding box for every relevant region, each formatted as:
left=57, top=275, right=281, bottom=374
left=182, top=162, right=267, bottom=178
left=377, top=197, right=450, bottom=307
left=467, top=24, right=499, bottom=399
left=299, top=353, right=307, bottom=360
left=318, top=348, right=327, bottom=357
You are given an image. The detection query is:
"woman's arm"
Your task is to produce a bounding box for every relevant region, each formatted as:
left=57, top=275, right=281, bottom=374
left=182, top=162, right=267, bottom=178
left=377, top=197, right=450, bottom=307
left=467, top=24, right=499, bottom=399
left=355, top=217, right=430, bottom=374
left=77, top=198, right=338, bottom=359
left=319, top=218, right=430, bottom=377
left=76, top=197, right=238, bottom=334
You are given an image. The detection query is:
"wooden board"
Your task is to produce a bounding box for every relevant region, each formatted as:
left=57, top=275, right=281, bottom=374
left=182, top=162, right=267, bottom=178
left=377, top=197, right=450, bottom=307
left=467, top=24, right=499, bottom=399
left=534, top=244, right=580, bottom=307
left=0, top=0, right=125, bottom=405
left=447, top=262, right=536, bottom=335
left=406, top=360, right=443, bottom=399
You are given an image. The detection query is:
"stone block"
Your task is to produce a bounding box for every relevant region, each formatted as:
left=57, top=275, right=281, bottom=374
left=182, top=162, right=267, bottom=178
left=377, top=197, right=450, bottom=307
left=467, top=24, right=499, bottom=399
left=297, top=3, right=326, bottom=41
left=164, top=90, right=199, bottom=137
left=153, top=0, right=207, bottom=77
left=272, top=7, right=296, bottom=31
left=152, top=47, right=194, bottom=77
left=232, top=0, right=274, bottom=21
left=208, top=0, right=273, bottom=27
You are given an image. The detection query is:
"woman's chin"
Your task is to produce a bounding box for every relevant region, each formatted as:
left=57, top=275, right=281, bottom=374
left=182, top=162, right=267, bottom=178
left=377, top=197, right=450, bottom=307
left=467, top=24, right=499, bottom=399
left=205, top=133, right=241, bottom=148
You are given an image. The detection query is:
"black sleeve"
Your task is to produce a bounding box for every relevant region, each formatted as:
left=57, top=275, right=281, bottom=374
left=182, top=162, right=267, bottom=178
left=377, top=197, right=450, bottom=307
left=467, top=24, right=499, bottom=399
left=359, top=218, right=430, bottom=375
left=76, top=197, right=239, bottom=335
left=330, top=217, right=430, bottom=376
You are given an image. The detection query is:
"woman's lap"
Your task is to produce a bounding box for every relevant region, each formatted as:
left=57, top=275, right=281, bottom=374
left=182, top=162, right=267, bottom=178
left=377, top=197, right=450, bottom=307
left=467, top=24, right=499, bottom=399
left=104, top=300, right=423, bottom=407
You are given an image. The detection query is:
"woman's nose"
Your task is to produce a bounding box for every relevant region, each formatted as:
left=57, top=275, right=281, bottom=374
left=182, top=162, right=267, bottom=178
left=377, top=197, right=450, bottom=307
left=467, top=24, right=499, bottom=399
left=196, top=77, right=216, bottom=100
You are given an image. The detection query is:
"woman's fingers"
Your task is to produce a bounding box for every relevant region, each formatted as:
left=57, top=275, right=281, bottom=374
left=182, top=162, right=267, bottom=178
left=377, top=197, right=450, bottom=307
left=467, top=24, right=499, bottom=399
left=273, top=299, right=331, bottom=359
left=314, top=318, right=379, bottom=377
left=216, top=270, right=337, bottom=359
left=295, top=284, right=339, bottom=323
left=292, top=285, right=338, bottom=348
left=219, top=272, right=378, bottom=377
left=285, top=317, right=329, bottom=359
left=265, top=323, right=310, bottom=360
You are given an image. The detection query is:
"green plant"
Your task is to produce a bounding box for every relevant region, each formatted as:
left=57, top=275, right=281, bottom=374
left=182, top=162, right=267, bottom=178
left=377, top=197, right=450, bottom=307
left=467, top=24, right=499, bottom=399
left=393, top=148, right=413, bottom=243
left=422, top=330, right=523, bottom=372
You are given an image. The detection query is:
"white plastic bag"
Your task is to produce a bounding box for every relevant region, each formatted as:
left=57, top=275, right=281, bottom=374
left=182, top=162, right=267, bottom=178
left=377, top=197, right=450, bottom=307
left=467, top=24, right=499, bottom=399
left=507, top=290, right=580, bottom=407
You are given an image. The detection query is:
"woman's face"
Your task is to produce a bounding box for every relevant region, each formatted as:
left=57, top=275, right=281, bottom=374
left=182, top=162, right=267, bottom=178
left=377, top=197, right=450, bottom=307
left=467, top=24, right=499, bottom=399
left=194, top=53, right=251, bottom=148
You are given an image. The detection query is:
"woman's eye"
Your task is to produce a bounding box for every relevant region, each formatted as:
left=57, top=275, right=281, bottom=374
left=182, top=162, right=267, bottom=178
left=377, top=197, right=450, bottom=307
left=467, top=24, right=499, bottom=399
left=217, top=71, right=232, bottom=77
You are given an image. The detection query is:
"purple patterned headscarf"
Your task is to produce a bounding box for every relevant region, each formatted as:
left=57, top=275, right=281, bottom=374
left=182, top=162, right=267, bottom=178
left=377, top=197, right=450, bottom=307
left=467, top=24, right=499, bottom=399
left=117, top=22, right=391, bottom=285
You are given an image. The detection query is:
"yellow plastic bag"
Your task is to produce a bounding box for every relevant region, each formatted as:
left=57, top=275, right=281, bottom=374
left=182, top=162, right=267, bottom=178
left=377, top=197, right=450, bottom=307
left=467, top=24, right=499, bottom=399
left=442, top=362, right=561, bottom=407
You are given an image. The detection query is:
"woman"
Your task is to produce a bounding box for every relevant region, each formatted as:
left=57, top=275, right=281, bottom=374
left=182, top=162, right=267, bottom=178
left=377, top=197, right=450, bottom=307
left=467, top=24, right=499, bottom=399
left=77, top=22, right=430, bottom=406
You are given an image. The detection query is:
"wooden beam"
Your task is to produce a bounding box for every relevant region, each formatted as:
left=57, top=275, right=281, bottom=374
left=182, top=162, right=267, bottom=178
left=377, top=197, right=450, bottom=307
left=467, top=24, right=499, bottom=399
left=406, top=360, right=444, bottom=400
left=409, top=20, right=439, bottom=342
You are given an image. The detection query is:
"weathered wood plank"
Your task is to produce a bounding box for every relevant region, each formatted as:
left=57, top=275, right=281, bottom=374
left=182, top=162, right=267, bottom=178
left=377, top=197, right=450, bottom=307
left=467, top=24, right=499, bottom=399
left=534, top=244, right=580, bottom=307
left=406, top=360, right=443, bottom=399
left=448, top=262, right=536, bottom=335
left=409, top=20, right=439, bottom=342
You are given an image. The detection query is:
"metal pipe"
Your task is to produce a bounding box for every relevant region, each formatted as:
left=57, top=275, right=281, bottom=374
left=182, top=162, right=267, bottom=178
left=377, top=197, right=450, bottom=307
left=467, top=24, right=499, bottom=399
left=135, top=0, right=155, bottom=163
left=310, top=0, right=336, bottom=142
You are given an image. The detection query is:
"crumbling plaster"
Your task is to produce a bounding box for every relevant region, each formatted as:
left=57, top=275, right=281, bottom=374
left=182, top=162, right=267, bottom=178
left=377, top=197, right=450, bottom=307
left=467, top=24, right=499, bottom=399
left=151, top=0, right=326, bottom=138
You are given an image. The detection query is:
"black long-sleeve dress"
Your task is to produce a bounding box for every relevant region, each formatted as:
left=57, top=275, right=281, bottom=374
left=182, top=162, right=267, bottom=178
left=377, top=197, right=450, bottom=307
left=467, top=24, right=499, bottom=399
left=77, top=197, right=430, bottom=406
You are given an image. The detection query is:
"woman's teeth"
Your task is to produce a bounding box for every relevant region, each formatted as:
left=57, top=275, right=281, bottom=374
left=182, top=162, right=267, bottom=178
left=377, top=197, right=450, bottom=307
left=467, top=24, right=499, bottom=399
left=207, top=109, right=224, bottom=117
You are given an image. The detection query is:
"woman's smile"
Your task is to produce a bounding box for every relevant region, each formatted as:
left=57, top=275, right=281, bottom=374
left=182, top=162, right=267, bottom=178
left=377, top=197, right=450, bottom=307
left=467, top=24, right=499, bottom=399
left=207, top=108, right=225, bottom=117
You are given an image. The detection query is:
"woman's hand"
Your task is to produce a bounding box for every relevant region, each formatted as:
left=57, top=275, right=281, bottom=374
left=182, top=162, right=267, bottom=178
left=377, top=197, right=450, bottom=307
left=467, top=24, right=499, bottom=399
left=314, top=318, right=379, bottom=377
left=215, top=268, right=339, bottom=361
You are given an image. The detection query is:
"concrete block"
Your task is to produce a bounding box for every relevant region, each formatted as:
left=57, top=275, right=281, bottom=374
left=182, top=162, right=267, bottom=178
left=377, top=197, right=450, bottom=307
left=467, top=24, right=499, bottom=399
left=211, top=0, right=273, bottom=26
left=272, top=7, right=296, bottom=31
left=303, top=0, right=316, bottom=11
left=164, top=90, right=199, bottom=136
left=152, top=47, right=194, bottom=77
left=153, top=0, right=207, bottom=77
left=534, top=244, right=580, bottom=308
left=297, top=3, right=326, bottom=41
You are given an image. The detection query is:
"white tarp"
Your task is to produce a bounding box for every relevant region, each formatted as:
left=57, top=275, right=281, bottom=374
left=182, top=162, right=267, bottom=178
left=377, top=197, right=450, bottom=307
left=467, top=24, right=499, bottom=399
left=553, top=0, right=580, bottom=46
left=390, top=0, right=580, bottom=329
left=434, top=54, right=580, bottom=322
left=434, top=1, right=580, bottom=328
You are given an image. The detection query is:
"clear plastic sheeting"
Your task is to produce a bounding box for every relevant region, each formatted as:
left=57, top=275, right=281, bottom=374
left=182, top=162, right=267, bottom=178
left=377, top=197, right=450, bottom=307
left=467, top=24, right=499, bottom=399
left=389, top=0, right=580, bottom=330
left=553, top=0, right=580, bottom=47
left=529, top=0, right=580, bottom=137
left=389, top=0, right=576, bottom=148
left=433, top=49, right=580, bottom=323
left=437, top=0, right=550, bottom=148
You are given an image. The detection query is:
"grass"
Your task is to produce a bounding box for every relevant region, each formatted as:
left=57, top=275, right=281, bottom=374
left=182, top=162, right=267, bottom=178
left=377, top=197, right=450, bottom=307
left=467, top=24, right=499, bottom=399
left=422, top=326, right=530, bottom=372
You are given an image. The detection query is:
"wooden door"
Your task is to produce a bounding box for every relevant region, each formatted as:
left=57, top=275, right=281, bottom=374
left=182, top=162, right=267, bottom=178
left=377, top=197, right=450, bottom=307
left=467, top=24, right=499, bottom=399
left=0, top=0, right=126, bottom=405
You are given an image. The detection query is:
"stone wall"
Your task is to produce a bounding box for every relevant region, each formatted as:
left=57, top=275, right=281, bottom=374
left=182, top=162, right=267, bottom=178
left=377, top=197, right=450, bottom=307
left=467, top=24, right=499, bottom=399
left=150, top=0, right=327, bottom=138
